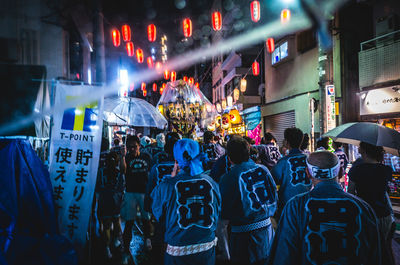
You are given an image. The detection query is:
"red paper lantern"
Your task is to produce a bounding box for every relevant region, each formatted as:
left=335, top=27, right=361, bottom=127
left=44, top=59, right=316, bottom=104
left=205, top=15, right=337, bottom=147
left=152, top=83, right=157, bottom=92
left=252, top=61, right=260, bottom=76
left=212, top=11, right=222, bottom=31
left=164, top=70, right=170, bottom=80
left=148, top=24, right=156, bottom=42
left=141, top=82, right=146, bottom=91
left=182, top=18, right=192, bottom=38
left=281, top=9, right=291, bottom=23
left=188, top=77, right=194, bottom=85
left=160, top=83, right=165, bottom=94
left=171, top=71, right=176, bottom=82
left=111, top=29, right=121, bottom=47
left=136, top=48, right=144, bottom=63
left=143, top=89, right=147, bottom=97
left=147, top=57, right=154, bottom=68
left=121, top=24, right=131, bottom=42
left=126, top=42, right=134, bottom=57
left=250, top=1, right=261, bottom=23
left=195, top=82, right=199, bottom=89
left=183, top=76, right=188, bottom=82
left=266, top=38, right=275, bottom=53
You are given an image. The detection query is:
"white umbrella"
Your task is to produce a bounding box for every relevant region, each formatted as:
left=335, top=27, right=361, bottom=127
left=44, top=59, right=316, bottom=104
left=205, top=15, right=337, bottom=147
left=103, top=97, right=168, bottom=129
left=323, top=122, right=400, bottom=156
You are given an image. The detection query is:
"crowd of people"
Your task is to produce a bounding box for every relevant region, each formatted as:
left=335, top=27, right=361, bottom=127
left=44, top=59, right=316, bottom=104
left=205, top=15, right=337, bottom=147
left=94, top=127, right=396, bottom=265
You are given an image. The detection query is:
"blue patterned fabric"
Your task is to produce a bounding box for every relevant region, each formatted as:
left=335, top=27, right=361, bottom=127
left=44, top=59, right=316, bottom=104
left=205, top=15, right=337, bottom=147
left=268, top=181, right=381, bottom=265
left=271, top=148, right=312, bottom=215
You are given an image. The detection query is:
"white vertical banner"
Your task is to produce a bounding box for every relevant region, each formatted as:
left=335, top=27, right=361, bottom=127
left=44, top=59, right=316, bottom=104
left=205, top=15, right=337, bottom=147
left=325, top=85, right=336, bottom=131
left=49, top=84, right=104, bottom=251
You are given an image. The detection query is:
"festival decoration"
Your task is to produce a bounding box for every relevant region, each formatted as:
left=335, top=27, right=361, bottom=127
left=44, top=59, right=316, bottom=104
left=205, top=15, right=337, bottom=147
left=267, top=38, right=275, bottom=53
left=281, top=9, right=291, bottom=23
left=164, top=70, right=170, bottom=80
left=227, top=96, right=233, bottom=107
left=148, top=24, right=156, bottom=42
left=136, top=48, right=144, bottom=63
left=171, top=71, right=177, bottom=82
left=240, top=78, right=247, bottom=92
left=143, top=89, right=147, bottom=97
left=212, top=11, right=222, bottom=31
left=121, top=24, right=131, bottom=42
left=152, top=83, right=157, bottom=92
left=183, top=76, right=188, bottom=82
left=182, top=18, right=192, bottom=37
left=194, top=82, right=200, bottom=89
left=156, top=80, right=216, bottom=136
left=250, top=1, right=261, bottom=22
left=112, top=29, right=121, bottom=47
left=141, top=82, right=146, bottom=91
left=147, top=57, right=154, bottom=68
left=188, top=77, right=194, bottom=86
left=233, top=88, right=240, bottom=101
left=252, top=61, right=260, bottom=76
left=126, top=42, right=134, bottom=57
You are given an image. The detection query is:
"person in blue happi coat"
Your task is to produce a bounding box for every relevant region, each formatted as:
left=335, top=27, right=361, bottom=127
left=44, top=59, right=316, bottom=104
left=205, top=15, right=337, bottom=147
left=151, top=139, right=221, bottom=265
left=219, top=135, right=278, bottom=265
left=271, top=127, right=312, bottom=220
left=268, top=151, right=381, bottom=265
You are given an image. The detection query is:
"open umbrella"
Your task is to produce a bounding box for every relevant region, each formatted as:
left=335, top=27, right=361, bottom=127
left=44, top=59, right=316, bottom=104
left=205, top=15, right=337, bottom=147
left=103, top=97, right=168, bottom=129
left=323, top=122, right=400, bottom=156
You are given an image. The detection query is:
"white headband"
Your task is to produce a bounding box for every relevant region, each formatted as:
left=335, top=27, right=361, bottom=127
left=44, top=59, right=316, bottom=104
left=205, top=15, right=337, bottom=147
left=306, top=158, right=340, bottom=179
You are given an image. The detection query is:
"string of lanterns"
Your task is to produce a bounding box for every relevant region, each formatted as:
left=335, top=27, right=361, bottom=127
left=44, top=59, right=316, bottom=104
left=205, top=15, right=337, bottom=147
left=111, top=2, right=291, bottom=97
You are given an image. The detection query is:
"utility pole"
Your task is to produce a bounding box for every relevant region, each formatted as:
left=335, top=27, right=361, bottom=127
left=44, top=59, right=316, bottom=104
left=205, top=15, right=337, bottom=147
left=93, top=0, right=106, bottom=84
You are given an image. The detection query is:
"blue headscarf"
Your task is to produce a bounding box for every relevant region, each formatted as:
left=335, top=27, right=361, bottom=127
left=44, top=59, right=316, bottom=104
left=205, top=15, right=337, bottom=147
left=173, top=139, right=207, bottom=176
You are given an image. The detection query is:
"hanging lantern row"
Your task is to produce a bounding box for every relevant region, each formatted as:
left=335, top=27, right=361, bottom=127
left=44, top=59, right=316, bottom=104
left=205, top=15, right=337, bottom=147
left=126, top=42, right=134, bottom=57
left=252, top=61, right=260, bottom=76
left=250, top=1, right=261, bottom=23
left=212, top=11, right=222, bottom=31
left=148, top=24, right=156, bottom=42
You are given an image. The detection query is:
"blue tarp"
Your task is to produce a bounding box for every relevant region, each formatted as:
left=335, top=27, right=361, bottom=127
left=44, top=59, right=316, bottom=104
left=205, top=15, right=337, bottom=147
left=0, top=139, right=77, bottom=265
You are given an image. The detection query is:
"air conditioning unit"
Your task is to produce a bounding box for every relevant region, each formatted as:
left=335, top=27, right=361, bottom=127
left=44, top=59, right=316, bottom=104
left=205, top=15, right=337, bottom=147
left=376, top=14, right=399, bottom=37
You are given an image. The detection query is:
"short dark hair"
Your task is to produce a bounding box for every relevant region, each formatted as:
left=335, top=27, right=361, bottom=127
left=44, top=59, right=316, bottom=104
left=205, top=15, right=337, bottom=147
left=360, top=142, right=384, bottom=162
left=284, top=127, right=304, bottom=148
left=243, top=136, right=255, bottom=145
left=165, top=132, right=181, bottom=156
left=203, top=131, right=214, bottom=144
left=300, top=133, right=310, bottom=150
left=317, top=137, right=330, bottom=149
left=113, top=138, right=120, bottom=146
left=126, top=135, right=140, bottom=146
left=227, top=136, right=250, bottom=164
left=262, top=132, right=276, bottom=144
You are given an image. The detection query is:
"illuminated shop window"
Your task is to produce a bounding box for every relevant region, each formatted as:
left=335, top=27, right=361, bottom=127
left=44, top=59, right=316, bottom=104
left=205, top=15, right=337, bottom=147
left=272, top=41, right=288, bottom=65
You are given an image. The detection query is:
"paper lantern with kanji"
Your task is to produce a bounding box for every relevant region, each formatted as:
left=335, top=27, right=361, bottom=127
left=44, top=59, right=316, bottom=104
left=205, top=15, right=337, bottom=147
left=229, top=109, right=242, bottom=125
left=194, top=82, right=199, bottom=89
left=182, top=18, right=192, bottom=37
left=152, top=83, right=157, bottom=92
left=227, top=96, right=233, bottom=107
left=266, top=38, right=275, bottom=53
left=121, top=24, right=131, bottom=42
left=240, top=78, right=247, bottom=92
left=143, top=89, right=147, bottom=97
left=148, top=24, right=156, bottom=42
left=233, top=88, right=240, bottom=101
left=171, top=71, right=177, bottom=82
left=147, top=57, right=154, bottom=68
left=141, top=82, right=146, bottom=91
left=188, top=77, right=194, bottom=85
left=252, top=61, right=260, bottom=76
left=250, top=1, right=261, bottom=23
left=281, top=9, right=291, bottom=23
left=136, top=48, right=144, bottom=63
left=212, top=11, right=222, bottom=31
left=126, top=42, right=134, bottom=57
left=111, top=29, right=121, bottom=47
left=164, top=70, right=170, bottom=80
left=183, top=76, right=188, bottom=82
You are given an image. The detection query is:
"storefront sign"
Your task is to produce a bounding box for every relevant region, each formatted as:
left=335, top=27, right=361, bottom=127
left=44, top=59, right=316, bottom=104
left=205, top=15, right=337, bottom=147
left=326, top=85, right=336, bottom=131
left=360, top=86, right=400, bottom=115
left=49, top=84, right=103, bottom=251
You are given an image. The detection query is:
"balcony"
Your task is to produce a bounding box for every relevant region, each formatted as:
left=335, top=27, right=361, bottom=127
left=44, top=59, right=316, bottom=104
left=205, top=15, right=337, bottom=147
left=359, top=30, right=400, bottom=89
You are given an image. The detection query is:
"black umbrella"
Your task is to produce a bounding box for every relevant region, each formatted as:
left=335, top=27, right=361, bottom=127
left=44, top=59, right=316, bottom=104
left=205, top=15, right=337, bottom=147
left=323, top=122, right=400, bottom=156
